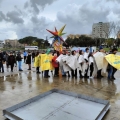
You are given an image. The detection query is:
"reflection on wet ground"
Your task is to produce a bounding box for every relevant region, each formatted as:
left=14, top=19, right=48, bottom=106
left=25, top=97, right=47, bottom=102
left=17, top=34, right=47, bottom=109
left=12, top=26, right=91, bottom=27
left=0, top=69, right=120, bottom=119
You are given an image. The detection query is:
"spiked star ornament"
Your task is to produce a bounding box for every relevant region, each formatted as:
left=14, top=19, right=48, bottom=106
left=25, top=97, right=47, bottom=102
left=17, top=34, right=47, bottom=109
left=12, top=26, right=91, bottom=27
left=46, top=25, right=66, bottom=44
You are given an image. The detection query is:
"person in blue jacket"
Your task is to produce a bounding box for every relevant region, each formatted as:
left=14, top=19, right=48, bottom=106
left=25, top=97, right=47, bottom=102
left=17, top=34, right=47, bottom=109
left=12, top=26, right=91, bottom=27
left=23, top=51, right=27, bottom=63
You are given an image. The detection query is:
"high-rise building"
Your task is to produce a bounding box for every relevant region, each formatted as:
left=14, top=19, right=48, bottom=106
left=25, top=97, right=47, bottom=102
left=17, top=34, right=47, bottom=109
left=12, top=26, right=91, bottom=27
left=92, top=22, right=109, bottom=39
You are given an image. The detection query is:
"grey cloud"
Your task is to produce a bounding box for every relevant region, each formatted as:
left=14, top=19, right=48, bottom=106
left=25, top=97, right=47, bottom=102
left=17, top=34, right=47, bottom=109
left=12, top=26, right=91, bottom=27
left=0, top=0, right=3, bottom=4
left=31, top=16, right=38, bottom=23
left=6, top=11, right=24, bottom=24
left=57, top=4, right=110, bottom=34
left=14, top=5, right=23, bottom=15
left=106, top=0, right=120, bottom=2
left=15, top=16, right=48, bottom=39
left=24, top=0, right=57, bottom=14
left=0, top=11, right=7, bottom=21
left=79, top=5, right=109, bottom=23
left=24, top=1, right=29, bottom=9
left=0, top=10, right=24, bottom=24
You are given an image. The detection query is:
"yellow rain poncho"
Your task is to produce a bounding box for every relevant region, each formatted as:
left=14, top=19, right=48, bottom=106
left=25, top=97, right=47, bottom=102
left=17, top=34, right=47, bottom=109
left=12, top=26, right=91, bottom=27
left=105, top=54, right=120, bottom=70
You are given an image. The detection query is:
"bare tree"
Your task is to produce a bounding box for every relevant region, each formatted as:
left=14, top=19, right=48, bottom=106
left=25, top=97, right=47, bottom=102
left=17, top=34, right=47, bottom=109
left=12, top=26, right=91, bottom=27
left=103, top=22, right=115, bottom=39
left=113, top=22, right=120, bottom=39
left=103, top=21, right=120, bottom=39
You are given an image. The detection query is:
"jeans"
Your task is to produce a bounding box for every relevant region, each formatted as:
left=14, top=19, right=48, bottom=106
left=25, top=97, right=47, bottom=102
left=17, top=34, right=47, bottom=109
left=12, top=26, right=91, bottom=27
left=108, top=65, right=113, bottom=79
left=112, top=67, right=117, bottom=79
left=18, top=61, right=22, bottom=70
left=44, top=70, right=49, bottom=77
left=0, top=62, right=4, bottom=72
left=60, top=66, right=66, bottom=75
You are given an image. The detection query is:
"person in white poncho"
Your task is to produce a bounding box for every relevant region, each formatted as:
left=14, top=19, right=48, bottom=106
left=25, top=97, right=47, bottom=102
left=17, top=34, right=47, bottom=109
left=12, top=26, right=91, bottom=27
left=61, top=51, right=72, bottom=77
left=83, top=48, right=89, bottom=78
left=78, top=50, right=84, bottom=78
left=71, top=50, right=78, bottom=78
left=88, top=52, right=94, bottom=79
left=57, top=50, right=66, bottom=77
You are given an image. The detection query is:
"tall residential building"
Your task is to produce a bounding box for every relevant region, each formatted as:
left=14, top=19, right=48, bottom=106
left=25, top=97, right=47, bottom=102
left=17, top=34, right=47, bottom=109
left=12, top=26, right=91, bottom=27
left=92, top=22, right=110, bottom=39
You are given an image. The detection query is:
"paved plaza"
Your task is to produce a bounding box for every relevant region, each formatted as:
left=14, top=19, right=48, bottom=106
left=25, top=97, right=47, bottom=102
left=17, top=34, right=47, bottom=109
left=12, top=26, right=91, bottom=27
left=0, top=62, right=120, bottom=120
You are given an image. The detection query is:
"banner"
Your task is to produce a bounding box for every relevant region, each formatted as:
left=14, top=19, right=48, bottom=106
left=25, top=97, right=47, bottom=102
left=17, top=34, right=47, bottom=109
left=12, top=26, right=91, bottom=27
left=40, top=54, right=53, bottom=71
left=105, top=54, right=120, bottom=70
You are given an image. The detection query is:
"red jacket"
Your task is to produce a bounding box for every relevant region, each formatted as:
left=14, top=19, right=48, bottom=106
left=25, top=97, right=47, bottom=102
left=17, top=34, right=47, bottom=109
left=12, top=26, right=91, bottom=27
left=52, top=56, right=59, bottom=67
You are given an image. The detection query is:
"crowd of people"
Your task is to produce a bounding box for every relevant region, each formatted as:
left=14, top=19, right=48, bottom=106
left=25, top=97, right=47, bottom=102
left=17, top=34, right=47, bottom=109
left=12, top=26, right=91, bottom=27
left=0, top=50, right=38, bottom=72
left=0, top=47, right=118, bottom=80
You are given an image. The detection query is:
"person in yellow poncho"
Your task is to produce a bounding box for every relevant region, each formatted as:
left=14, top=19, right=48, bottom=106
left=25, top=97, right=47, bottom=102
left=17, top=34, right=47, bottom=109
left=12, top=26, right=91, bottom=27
left=107, top=48, right=118, bottom=80
left=40, top=49, right=53, bottom=78
left=34, top=52, right=41, bottom=74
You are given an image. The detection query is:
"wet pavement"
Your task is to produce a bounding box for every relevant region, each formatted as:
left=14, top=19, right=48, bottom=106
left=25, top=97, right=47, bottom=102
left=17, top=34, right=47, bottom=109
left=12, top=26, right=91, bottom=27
left=0, top=62, right=120, bottom=120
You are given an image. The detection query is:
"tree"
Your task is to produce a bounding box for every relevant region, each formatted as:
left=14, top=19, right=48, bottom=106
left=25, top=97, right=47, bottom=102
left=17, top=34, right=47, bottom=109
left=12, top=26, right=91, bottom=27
left=106, top=38, right=114, bottom=47
left=116, top=38, right=120, bottom=47
left=18, top=36, right=50, bottom=49
left=44, top=40, right=50, bottom=47
left=19, top=36, right=37, bottom=45
left=64, top=35, right=96, bottom=47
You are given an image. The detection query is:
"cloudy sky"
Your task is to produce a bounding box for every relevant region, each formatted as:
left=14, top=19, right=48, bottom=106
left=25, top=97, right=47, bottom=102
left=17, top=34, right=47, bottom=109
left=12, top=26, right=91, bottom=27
left=0, top=0, right=120, bottom=42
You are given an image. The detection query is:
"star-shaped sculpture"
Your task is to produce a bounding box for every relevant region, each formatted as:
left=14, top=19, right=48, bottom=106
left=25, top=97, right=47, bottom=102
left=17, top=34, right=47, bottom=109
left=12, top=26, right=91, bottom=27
left=46, top=25, right=66, bottom=43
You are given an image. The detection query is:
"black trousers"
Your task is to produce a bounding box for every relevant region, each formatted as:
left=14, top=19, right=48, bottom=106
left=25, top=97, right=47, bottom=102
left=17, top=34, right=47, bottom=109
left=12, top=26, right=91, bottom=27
left=54, top=67, right=59, bottom=75
left=24, top=56, right=26, bottom=62
left=90, top=63, right=94, bottom=77
left=36, top=67, right=40, bottom=73
left=0, top=62, right=4, bottom=72
left=85, top=65, right=89, bottom=77
left=97, top=69, right=102, bottom=78
left=10, top=64, right=14, bottom=71
left=71, top=69, right=77, bottom=77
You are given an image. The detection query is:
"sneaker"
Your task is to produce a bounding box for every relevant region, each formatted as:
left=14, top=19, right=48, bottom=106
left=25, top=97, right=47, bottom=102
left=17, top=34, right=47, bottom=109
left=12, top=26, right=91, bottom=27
left=28, top=69, right=31, bottom=70
left=19, top=70, right=23, bottom=71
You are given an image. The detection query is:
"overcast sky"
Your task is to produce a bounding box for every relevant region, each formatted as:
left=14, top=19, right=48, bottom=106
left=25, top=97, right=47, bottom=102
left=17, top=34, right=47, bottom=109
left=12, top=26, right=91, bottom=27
left=0, top=0, right=120, bottom=41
